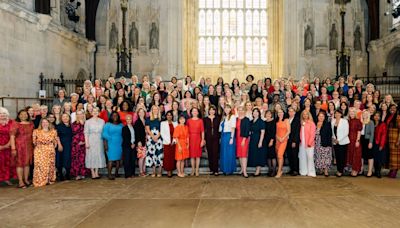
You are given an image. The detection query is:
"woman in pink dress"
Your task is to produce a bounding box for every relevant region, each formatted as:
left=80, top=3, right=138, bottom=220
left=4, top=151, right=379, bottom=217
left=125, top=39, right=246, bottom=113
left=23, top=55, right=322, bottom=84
left=71, top=110, right=88, bottom=180
left=186, top=108, right=205, bottom=176
left=10, top=109, right=34, bottom=188
left=236, top=106, right=250, bottom=178
left=0, top=107, right=16, bottom=186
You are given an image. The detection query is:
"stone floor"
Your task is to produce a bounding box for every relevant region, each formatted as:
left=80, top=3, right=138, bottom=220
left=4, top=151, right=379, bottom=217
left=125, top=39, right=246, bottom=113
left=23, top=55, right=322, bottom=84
left=1, top=175, right=400, bottom=228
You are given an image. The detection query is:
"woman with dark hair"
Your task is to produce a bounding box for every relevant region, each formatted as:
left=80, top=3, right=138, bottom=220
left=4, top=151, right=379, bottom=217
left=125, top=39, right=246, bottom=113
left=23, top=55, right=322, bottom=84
left=216, top=77, right=224, bottom=87
left=236, top=106, right=250, bottom=178
left=275, top=109, right=290, bottom=178
left=55, top=113, right=73, bottom=181
left=372, top=112, right=387, bottom=178
left=208, top=85, right=218, bottom=107
left=160, top=111, right=177, bottom=177
left=102, top=112, right=123, bottom=180
left=219, top=104, right=237, bottom=175
left=187, top=107, right=205, bottom=176
left=314, top=111, right=333, bottom=177
left=264, top=110, right=276, bottom=176
left=118, top=100, right=135, bottom=126
left=112, top=88, right=126, bottom=106
left=122, top=114, right=136, bottom=178
left=248, top=84, right=260, bottom=102
left=387, top=104, right=400, bottom=178
left=331, top=110, right=350, bottom=177
left=10, top=109, right=34, bottom=188
left=247, top=108, right=266, bottom=177
left=339, top=102, right=349, bottom=118
left=204, top=105, right=220, bottom=176
left=70, top=110, right=87, bottom=180
left=134, top=108, right=147, bottom=177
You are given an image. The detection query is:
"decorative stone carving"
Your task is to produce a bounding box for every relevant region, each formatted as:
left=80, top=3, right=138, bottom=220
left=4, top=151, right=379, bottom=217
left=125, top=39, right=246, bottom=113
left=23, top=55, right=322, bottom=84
left=304, top=24, right=313, bottom=51
left=354, top=25, right=362, bottom=51
left=36, top=14, right=52, bottom=31
left=149, top=22, right=159, bottom=49
left=109, top=22, right=118, bottom=50
left=129, top=22, right=139, bottom=49
left=329, top=23, right=338, bottom=50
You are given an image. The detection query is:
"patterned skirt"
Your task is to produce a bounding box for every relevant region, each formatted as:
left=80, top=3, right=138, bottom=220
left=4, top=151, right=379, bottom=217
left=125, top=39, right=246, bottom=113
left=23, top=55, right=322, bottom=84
left=146, top=129, right=164, bottom=167
left=388, top=127, right=400, bottom=169
left=314, top=131, right=332, bottom=170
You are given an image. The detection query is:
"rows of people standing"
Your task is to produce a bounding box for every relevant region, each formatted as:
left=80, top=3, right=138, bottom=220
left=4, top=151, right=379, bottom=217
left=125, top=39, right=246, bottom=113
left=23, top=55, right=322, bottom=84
left=0, top=74, right=400, bottom=188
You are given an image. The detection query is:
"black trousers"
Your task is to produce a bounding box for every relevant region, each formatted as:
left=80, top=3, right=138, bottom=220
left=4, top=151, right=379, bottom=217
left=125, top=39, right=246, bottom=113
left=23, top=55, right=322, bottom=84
left=123, top=146, right=136, bottom=177
left=373, top=143, right=384, bottom=171
left=286, top=144, right=299, bottom=173
left=206, top=141, right=220, bottom=173
left=361, top=136, right=373, bottom=160
left=334, top=144, right=347, bottom=173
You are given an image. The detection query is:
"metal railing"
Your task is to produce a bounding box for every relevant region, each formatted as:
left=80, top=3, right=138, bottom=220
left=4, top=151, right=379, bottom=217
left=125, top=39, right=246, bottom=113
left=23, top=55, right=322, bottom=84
left=355, top=75, right=400, bottom=99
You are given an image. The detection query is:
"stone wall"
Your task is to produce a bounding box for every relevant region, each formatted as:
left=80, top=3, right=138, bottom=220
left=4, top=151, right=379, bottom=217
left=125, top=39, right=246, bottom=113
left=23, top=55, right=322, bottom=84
left=282, top=0, right=368, bottom=79
left=0, top=0, right=94, bottom=98
left=95, top=0, right=183, bottom=81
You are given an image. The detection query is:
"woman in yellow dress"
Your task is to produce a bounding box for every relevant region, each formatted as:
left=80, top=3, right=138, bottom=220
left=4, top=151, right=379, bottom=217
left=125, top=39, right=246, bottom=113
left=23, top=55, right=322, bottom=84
left=33, top=118, right=61, bottom=187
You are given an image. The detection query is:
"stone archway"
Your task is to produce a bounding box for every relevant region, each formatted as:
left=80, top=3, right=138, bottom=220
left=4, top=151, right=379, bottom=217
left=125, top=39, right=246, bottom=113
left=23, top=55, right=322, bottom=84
left=77, top=69, right=88, bottom=80
left=386, top=47, right=400, bottom=76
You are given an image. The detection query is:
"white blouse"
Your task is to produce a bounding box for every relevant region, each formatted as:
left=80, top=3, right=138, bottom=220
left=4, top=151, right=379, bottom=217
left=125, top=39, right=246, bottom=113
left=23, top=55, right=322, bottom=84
left=219, top=116, right=237, bottom=133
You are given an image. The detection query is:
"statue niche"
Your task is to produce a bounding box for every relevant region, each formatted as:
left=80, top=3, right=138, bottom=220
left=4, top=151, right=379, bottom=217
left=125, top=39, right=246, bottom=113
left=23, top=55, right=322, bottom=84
left=304, top=24, right=313, bottom=51
left=329, top=23, right=338, bottom=51
left=129, top=22, right=139, bottom=50
left=149, top=22, right=159, bottom=50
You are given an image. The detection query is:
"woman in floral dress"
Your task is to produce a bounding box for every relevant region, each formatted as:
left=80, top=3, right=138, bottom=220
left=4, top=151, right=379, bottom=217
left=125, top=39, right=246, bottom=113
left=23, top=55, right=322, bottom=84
left=0, top=107, right=16, bottom=186
left=314, top=111, right=333, bottom=176
left=71, top=110, right=87, bottom=180
left=33, top=118, right=60, bottom=187
left=145, top=105, right=163, bottom=177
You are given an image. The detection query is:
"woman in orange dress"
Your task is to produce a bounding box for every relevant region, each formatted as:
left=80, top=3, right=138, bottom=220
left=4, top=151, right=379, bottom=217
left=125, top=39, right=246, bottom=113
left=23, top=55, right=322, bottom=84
left=275, top=109, right=291, bottom=178
left=33, top=118, right=61, bottom=187
left=173, top=115, right=189, bottom=177
left=186, top=108, right=205, bottom=176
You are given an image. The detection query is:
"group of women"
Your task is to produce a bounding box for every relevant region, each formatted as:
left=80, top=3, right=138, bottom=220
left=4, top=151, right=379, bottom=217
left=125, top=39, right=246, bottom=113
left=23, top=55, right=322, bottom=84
left=0, top=74, right=400, bottom=188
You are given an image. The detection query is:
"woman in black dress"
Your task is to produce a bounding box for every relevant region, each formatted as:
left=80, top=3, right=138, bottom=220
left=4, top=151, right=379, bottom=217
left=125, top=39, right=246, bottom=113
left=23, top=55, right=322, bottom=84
left=134, top=108, right=147, bottom=176
left=203, top=105, right=220, bottom=175
left=122, top=114, right=136, bottom=178
left=264, top=110, right=277, bottom=177
left=56, top=113, right=73, bottom=181
left=247, top=108, right=266, bottom=176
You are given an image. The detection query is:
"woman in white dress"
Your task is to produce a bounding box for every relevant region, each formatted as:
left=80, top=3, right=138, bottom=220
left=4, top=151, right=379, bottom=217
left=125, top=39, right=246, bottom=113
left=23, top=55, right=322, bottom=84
left=84, top=107, right=106, bottom=179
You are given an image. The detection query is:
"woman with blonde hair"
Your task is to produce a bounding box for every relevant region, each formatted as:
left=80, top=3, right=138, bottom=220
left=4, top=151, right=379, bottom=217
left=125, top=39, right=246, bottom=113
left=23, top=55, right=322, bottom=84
left=32, top=118, right=61, bottom=187
left=71, top=110, right=87, bottom=180
left=347, top=107, right=363, bottom=177
left=145, top=105, right=163, bottom=177
left=361, top=110, right=375, bottom=177
left=0, top=107, right=16, bottom=186
left=298, top=110, right=316, bottom=177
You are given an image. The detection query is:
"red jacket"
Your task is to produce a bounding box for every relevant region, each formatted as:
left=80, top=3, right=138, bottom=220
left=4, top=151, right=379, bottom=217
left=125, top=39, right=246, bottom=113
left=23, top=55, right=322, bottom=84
left=374, top=122, right=387, bottom=149
left=300, top=120, right=316, bottom=148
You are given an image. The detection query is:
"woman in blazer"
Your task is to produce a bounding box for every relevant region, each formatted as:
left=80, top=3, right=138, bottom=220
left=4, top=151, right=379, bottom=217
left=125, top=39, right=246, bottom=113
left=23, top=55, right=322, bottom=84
left=160, top=111, right=178, bottom=177
left=314, top=111, right=333, bottom=177
left=331, top=110, right=350, bottom=177
left=299, top=110, right=316, bottom=177
left=361, top=110, right=375, bottom=177
left=122, top=114, right=136, bottom=178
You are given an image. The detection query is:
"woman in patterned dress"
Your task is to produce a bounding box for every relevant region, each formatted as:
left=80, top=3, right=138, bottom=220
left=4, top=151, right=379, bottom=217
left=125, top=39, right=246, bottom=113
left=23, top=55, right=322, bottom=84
left=70, top=110, right=87, bottom=180
left=0, top=107, right=16, bottom=186
left=32, top=118, right=61, bottom=187
left=84, top=107, right=106, bottom=179
left=387, top=104, right=400, bottom=178
left=145, top=105, right=163, bottom=177
left=314, top=111, right=333, bottom=177
left=10, top=109, right=34, bottom=188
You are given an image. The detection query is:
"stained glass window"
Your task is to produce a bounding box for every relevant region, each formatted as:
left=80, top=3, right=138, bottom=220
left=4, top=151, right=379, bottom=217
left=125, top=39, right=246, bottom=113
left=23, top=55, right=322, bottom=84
left=198, top=0, right=268, bottom=64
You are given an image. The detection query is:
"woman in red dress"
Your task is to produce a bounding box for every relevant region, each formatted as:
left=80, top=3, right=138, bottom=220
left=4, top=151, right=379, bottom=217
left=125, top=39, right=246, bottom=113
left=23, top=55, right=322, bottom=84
left=10, top=110, right=34, bottom=188
left=0, top=107, right=16, bottom=186
left=236, top=106, right=250, bottom=177
left=118, top=101, right=136, bottom=126
left=161, top=111, right=177, bottom=177
left=99, top=99, right=113, bottom=123
left=186, top=108, right=205, bottom=176
left=347, top=107, right=363, bottom=177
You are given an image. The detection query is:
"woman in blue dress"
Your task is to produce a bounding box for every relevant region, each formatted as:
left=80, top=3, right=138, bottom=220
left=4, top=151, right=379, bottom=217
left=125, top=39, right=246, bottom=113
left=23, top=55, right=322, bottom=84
left=145, top=105, right=163, bottom=177
left=56, top=113, right=73, bottom=181
left=219, top=104, right=237, bottom=175
left=102, top=111, right=123, bottom=180
left=247, top=108, right=266, bottom=176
